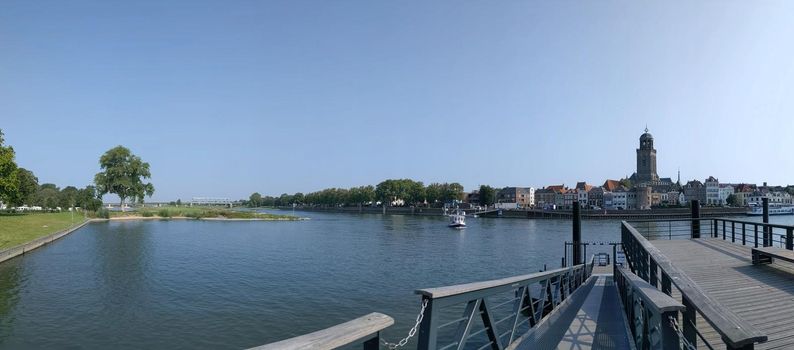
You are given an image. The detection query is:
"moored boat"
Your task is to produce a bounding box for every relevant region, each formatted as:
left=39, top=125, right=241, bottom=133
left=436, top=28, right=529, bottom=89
left=746, top=204, right=794, bottom=216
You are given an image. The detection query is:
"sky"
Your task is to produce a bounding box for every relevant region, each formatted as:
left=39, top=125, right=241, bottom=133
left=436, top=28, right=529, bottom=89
left=2, top=1, right=794, bottom=202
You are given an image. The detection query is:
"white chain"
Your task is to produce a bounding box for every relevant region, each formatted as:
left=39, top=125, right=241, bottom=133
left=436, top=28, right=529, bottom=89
left=668, top=316, right=697, bottom=350
left=381, top=299, right=428, bottom=349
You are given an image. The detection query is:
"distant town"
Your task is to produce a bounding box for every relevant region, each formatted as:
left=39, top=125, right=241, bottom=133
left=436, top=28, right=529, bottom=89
left=484, top=128, right=792, bottom=211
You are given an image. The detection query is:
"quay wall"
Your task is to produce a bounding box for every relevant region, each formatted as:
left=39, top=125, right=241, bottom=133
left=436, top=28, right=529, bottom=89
left=0, top=220, right=93, bottom=264
left=279, top=206, right=747, bottom=220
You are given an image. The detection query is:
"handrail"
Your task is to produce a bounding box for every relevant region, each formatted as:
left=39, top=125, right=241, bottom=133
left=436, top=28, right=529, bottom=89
left=622, top=221, right=767, bottom=348
left=249, top=313, right=393, bottom=350
left=614, top=265, right=684, bottom=349
left=416, top=265, right=578, bottom=299
left=414, top=257, right=595, bottom=350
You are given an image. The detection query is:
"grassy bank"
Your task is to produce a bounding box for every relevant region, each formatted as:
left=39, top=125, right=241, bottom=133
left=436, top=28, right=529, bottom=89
left=0, top=212, right=87, bottom=250
left=109, top=206, right=301, bottom=220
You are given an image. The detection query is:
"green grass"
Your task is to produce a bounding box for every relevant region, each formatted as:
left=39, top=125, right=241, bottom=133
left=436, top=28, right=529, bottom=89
left=0, top=212, right=87, bottom=250
left=112, top=206, right=300, bottom=220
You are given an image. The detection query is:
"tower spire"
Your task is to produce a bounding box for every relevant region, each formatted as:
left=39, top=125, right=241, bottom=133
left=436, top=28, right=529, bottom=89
left=645, top=124, right=649, bottom=133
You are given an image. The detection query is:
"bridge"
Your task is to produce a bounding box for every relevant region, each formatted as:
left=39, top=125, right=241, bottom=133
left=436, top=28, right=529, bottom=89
left=251, top=199, right=793, bottom=350
left=189, top=197, right=233, bottom=207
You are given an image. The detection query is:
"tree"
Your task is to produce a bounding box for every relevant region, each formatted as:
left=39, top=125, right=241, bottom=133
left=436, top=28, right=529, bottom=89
left=0, top=129, right=19, bottom=205
left=76, top=185, right=102, bottom=211
left=249, top=192, right=262, bottom=207
left=94, top=146, right=154, bottom=211
left=176, top=199, right=182, bottom=206
left=726, top=194, right=739, bottom=207
left=32, top=183, right=60, bottom=209
left=619, top=177, right=632, bottom=189
left=479, top=185, right=497, bottom=207
left=58, top=186, right=79, bottom=209
left=11, top=167, right=38, bottom=206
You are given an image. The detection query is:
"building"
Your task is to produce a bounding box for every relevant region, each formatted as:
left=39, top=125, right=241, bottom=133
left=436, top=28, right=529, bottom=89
left=604, top=188, right=628, bottom=210
left=498, top=187, right=535, bottom=208
left=682, top=180, right=706, bottom=204
left=535, top=185, right=566, bottom=209
left=705, top=176, right=721, bottom=205
left=719, top=184, right=735, bottom=206
left=587, top=187, right=604, bottom=208
left=628, top=128, right=675, bottom=190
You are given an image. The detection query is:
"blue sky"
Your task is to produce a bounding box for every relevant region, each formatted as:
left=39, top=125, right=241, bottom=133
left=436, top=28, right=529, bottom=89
left=2, top=1, right=794, bottom=201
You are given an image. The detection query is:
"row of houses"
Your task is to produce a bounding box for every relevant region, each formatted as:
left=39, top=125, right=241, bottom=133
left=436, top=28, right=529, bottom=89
left=464, top=178, right=793, bottom=211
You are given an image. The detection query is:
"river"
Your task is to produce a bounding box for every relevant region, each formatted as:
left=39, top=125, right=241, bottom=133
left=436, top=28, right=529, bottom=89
left=0, top=211, right=792, bottom=349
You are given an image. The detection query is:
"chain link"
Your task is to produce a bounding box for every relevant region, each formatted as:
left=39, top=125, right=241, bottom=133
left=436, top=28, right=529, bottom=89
left=381, top=299, right=428, bottom=349
left=668, top=316, right=697, bottom=350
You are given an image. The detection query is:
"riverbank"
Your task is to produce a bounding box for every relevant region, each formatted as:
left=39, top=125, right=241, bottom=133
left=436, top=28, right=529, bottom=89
left=0, top=212, right=88, bottom=249
left=109, top=206, right=303, bottom=221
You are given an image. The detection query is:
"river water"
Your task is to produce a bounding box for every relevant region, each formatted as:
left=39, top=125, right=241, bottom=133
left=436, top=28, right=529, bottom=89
left=0, top=211, right=791, bottom=349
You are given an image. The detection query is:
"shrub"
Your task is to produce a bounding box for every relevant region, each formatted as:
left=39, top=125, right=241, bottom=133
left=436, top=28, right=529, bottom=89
left=141, top=211, right=154, bottom=217
left=157, top=209, right=171, bottom=218
left=94, top=208, right=110, bottom=219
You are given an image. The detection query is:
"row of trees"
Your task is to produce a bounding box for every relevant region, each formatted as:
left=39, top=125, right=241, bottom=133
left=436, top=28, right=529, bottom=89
left=246, top=180, right=467, bottom=208
left=1, top=129, right=155, bottom=211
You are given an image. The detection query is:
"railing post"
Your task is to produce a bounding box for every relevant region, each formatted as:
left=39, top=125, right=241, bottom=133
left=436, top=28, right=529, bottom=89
left=363, top=334, right=379, bottom=350
left=723, top=220, right=726, bottom=240
left=649, top=258, right=658, bottom=288
left=682, top=296, right=697, bottom=349
left=713, top=219, right=718, bottom=237
left=763, top=198, right=770, bottom=247
left=416, top=297, right=437, bottom=350
left=787, top=228, right=793, bottom=251
left=660, top=310, right=681, bottom=350
left=691, top=200, right=700, bottom=238
left=732, top=221, right=736, bottom=243
left=661, top=272, right=672, bottom=296
left=572, top=201, right=582, bottom=265
left=754, top=224, right=759, bottom=248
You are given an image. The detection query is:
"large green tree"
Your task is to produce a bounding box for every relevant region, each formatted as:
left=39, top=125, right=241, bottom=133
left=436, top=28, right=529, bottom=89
left=249, top=192, right=262, bottom=207
left=0, top=130, right=19, bottom=205
left=11, top=167, right=38, bottom=206
left=94, top=146, right=154, bottom=210
left=479, top=185, right=497, bottom=206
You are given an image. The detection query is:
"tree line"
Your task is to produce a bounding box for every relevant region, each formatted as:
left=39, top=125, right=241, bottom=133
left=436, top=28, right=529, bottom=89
left=0, top=129, right=155, bottom=213
left=246, top=179, right=467, bottom=208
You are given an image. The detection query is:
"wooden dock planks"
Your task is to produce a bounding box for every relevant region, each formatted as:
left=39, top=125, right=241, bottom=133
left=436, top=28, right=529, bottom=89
left=651, top=238, right=794, bottom=349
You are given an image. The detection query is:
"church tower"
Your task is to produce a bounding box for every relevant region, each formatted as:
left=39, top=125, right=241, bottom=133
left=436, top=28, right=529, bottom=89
left=635, top=127, right=659, bottom=183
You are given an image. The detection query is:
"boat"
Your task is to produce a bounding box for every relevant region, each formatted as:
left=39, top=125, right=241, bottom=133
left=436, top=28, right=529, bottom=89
left=448, top=209, right=466, bottom=228
left=746, top=204, right=794, bottom=216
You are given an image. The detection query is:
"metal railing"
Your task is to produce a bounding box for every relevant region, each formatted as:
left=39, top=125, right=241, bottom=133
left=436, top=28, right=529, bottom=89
left=622, top=221, right=767, bottom=349
left=413, top=257, right=594, bottom=350
left=626, top=218, right=716, bottom=240
left=712, top=218, right=794, bottom=249
left=249, top=313, right=394, bottom=350
left=614, top=264, right=685, bottom=349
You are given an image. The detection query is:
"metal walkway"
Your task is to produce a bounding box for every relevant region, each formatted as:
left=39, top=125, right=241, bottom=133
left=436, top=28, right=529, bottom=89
left=513, top=273, right=632, bottom=350
left=652, top=238, right=794, bottom=349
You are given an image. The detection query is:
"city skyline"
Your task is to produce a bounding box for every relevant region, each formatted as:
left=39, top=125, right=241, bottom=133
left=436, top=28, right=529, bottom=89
left=3, top=1, right=794, bottom=201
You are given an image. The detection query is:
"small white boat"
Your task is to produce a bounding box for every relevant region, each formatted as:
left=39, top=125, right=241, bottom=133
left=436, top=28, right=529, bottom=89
left=448, top=209, right=466, bottom=228
left=747, top=204, right=794, bottom=216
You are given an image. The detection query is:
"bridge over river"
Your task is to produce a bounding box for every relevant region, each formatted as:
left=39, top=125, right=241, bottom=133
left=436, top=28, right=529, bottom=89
left=253, top=199, right=794, bottom=350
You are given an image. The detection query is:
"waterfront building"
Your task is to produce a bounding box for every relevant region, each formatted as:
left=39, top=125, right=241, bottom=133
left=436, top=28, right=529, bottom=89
left=705, top=176, right=720, bottom=205
left=587, top=186, right=604, bottom=208
left=747, top=191, right=793, bottom=206
left=636, top=186, right=652, bottom=210
left=719, top=184, right=735, bottom=206
left=732, top=184, right=757, bottom=206
left=498, top=187, right=535, bottom=208
left=683, top=180, right=707, bottom=203
left=465, top=190, right=480, bottom=205
left=535, top=185, right=567, bottom=209
left=604, top=188, right=628, bottom=210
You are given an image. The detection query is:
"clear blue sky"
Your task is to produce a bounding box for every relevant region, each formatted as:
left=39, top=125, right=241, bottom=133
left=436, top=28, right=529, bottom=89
left=2, top=1, right=794, bottom=202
